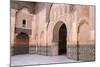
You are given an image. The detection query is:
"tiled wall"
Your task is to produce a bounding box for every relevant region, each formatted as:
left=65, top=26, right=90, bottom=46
left=67, top=44, right=95, bottom=61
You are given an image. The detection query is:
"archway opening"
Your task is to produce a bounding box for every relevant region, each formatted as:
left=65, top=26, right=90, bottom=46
left=58, top=24, right=67, bottom=55
left=14, top=32, right=29, bottom=55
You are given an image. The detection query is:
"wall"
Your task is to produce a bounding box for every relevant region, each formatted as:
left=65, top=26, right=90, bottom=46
left=11, top=2, right=95, bottom=61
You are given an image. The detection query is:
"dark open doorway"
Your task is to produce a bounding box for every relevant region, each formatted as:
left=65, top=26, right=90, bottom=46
left=14, top=32, right=29, bottom=55
left=58, top=24, right=67, bottom=55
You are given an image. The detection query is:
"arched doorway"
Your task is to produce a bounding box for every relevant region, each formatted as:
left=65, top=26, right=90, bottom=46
left=52, top=21, right=67, bottom=55
left=58, top=24, right=67, bottom=55
left=14, top=32, right=29, bottom=55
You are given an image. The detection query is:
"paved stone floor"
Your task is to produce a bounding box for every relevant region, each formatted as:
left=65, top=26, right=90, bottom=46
left=11, top=54, right=79, bottom=66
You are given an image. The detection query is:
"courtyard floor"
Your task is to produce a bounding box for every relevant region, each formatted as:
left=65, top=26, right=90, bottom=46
left=11, top=54, right=79, bottom=66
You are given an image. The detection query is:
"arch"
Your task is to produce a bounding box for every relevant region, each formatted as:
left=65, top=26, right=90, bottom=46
left=47, top=4, right=68, bottom=29
left=53, top=21, right=67, bottom=42
left=53, top=21, right=67, bottom=55
left=77, top=20, right=90, bottom=60
left=78, top=20, right=88, bottom=33
left=14, top=32, right=29, bottom=55
left=78, top=20, right=89, bottom=43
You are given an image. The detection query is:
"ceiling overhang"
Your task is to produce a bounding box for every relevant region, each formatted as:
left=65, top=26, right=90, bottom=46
left=11, top=0, right=37, bottom=14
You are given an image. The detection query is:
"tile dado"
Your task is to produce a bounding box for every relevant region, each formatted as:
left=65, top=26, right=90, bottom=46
left=11, top=45, right=57, bottom=56
left=11, top=45, right=29, bottom=55
left=11, top=46, right=36, bottom=55
left=11, top=44, right=95, bottom=61
left=29, top=45, right=58, bottom=56
left=29, top=45, right=47, bottom=55
left=29, top=46, right=36, bottom=54
left=79, top=44, right=95, bottom=61
left=67, top=44, right=95, bottom=61
left=67, top=44, right=78, bottom=60
left=37, top=46, right=48, bottom=55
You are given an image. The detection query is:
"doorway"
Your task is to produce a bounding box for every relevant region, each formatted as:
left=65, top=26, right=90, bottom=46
left=14, top=32, right=29, bottom=55
left=58, top=24, right=67, bottom=55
